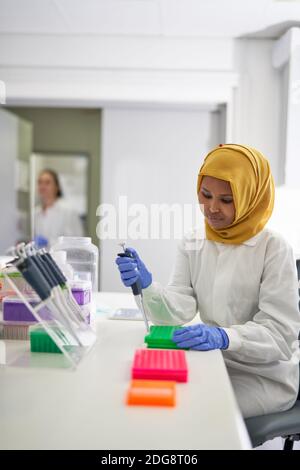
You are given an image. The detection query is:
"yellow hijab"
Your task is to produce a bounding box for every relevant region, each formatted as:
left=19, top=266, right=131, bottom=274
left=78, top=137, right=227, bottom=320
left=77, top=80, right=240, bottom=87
left=197, top=144, right=275, bottom=245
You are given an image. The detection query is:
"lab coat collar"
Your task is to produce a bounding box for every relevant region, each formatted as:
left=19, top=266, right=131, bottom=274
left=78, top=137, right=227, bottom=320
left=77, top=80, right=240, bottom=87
left=241, top=231, right=264, bottom=246
left=189, top=225, right=264, bottom=247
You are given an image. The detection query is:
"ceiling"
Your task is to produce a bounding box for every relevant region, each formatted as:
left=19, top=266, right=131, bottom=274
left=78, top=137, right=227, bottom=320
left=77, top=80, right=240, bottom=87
left=0, top=0, right=300, bottom=38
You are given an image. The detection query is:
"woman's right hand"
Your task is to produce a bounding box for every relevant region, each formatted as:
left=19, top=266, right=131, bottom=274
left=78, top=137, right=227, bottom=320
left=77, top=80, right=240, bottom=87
left=115, top=247, right=152, bottom=289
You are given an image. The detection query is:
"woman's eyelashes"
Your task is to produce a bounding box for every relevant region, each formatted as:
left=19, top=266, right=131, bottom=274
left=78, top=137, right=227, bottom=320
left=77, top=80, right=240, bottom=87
left=201, top=191, right=233, bottom=204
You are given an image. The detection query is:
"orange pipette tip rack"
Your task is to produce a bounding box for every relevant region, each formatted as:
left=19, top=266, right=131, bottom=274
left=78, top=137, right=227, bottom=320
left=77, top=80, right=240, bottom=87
left=126, top=380, right=176, bottom=407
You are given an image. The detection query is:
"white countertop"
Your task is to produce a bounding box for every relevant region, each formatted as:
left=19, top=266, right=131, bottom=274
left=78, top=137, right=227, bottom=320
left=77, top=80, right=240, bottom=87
left=0, top=292, right=251, bottom=450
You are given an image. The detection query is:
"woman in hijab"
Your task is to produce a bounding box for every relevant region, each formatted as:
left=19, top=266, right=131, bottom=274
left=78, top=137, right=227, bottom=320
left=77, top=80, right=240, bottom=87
left=115, top=144, right=300, bottom=419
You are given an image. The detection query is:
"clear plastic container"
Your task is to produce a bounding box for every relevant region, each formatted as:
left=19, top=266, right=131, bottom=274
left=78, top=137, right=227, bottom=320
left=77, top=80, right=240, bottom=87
left=51, top=237, right=99, bottom=291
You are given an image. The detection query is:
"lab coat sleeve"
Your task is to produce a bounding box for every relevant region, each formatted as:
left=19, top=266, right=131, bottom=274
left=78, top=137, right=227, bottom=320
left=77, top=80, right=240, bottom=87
left=223, top=235, right=300, bottom=363
left=142, top=239, right=198, bottom=325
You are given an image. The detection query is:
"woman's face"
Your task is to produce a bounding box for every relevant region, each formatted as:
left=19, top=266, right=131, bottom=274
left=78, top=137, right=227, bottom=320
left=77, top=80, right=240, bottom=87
left=198, top=176, right=235, bottom=229
left=38, top=172, right=58, bottom=202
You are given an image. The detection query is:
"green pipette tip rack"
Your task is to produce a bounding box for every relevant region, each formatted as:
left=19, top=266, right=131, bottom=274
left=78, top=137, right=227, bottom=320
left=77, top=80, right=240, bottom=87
left=30, top=326, right=62, bottom=354
left=144, top=325, right=183, bottom=349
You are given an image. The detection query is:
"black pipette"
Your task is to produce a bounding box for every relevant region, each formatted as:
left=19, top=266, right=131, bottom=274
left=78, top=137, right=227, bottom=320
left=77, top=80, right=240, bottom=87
left=118, top=243, right=150, bottom=332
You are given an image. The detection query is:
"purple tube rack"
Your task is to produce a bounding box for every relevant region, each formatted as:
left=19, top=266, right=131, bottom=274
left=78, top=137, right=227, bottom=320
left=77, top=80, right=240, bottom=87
left=3, top=299, right=51, bottom=323
left=71, top=288, right=91, bottom=306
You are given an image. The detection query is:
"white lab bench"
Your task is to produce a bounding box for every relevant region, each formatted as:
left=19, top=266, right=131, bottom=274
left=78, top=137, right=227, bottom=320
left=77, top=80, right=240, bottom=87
left=0, top=292, right=251, bottom=450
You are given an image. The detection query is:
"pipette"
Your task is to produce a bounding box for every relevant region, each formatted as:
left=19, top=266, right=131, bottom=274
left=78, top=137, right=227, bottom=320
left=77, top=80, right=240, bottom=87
left=1, top=242, right=97, bottom=367
left=31, top=245, right=87, bottom=324
left=118, top=243, right=150, bottom=332
left=11, top=244, right=83, bottom=345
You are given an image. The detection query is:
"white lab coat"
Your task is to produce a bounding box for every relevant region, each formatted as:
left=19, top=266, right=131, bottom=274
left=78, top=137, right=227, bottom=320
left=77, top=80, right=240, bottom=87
left=34, top=198, right=84, bottom=247
left=142, top=226, right=300, bottom=418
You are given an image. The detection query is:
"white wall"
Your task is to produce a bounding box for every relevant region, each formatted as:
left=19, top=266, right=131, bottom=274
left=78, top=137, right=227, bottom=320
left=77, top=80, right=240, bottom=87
left=100, top=107, right=221, bottom=292
left=233, top=37, right=300, bottom=256
left=266, top=29, right=300, bottom=256
left=0, top=108, right=18, bottom=253
left=272, top=28, right=300, bottom=188
left=233, top=39, right=281, bottom=184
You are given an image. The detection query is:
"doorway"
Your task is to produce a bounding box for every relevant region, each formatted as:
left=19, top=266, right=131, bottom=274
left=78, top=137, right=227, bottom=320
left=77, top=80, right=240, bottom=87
left=7, top=107, right=101, bottom=246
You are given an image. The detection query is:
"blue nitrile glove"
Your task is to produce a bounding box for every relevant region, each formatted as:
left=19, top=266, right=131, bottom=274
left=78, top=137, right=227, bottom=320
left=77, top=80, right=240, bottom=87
left=34, top=235, right=49, bottom=249
left=172, top=324, right=229, bottom=351
left=115, top=247, right=152, bottom=289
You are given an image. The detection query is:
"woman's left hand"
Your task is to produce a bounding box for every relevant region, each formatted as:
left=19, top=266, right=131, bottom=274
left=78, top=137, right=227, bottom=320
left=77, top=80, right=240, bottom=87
left=173, top=323, right=229, bottom=351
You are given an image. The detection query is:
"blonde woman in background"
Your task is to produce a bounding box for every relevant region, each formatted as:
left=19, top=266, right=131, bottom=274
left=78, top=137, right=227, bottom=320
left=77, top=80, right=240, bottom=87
left=34, top=169, right=83, bottom=248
